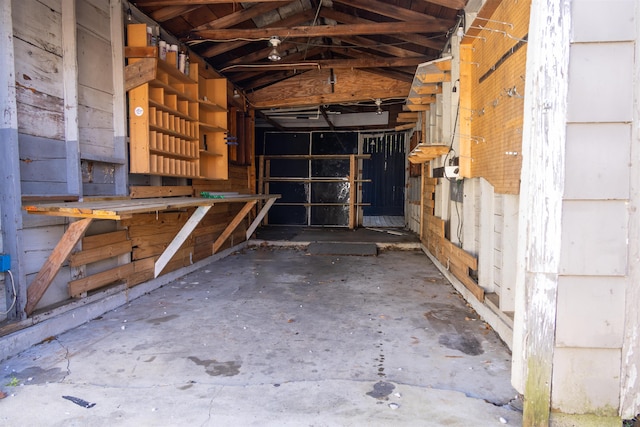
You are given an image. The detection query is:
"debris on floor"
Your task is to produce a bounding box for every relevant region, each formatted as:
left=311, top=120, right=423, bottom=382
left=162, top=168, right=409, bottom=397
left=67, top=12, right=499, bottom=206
left=62, top=395, right=95, bottom=408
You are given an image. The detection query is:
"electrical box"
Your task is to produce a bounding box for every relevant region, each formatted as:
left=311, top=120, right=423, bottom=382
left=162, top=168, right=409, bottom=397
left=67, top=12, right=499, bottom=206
left=0, top=254, right=10, bottom=272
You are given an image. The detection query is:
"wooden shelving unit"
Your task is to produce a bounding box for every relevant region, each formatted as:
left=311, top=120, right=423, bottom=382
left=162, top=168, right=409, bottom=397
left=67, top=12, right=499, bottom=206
left=198, top=77, right=228, bottom=180
left=126, top=24, right=229, bottom=181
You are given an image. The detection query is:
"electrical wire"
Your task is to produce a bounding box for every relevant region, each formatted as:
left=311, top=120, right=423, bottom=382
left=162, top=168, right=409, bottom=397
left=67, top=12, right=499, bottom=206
left=0, top=270, right=17, bottom=316
left=443, top=94, right=464, bottom=247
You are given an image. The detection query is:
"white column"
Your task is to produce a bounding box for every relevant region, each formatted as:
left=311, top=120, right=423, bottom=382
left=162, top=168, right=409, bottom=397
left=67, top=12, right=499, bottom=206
left=62, top=0, right=82, bottom=197
left=511, top=1, right=571, bottom=425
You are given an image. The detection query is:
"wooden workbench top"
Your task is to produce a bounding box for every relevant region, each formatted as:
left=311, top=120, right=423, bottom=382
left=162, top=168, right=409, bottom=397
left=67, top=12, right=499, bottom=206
left=23, top=194, right=280, bottom=220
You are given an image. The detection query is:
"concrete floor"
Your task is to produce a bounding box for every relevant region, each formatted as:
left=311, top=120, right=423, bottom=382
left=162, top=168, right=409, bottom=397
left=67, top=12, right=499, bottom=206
left=0, top=245, right=522, bottom=426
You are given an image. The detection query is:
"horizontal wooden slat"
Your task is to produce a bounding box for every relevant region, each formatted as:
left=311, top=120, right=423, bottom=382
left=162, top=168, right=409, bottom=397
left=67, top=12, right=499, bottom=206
left=69, top=263, right=134, bottom=297
left=69, top=240, right=133, bottom=267
left=24, top=195, right=280, bottom=220
left=82, top=230, right=128, bottom=250
left=449, top=263, right=484, bottom=302
left=127, top=258, right=156, bottom=287
left=129, top=186, right=194, bottom=199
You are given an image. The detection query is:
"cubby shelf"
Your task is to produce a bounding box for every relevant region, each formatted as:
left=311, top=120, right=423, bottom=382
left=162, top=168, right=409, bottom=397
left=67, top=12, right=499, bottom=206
left=198, top=77, right=229, bottom=180
left=126, top=23, right=229, bottom=180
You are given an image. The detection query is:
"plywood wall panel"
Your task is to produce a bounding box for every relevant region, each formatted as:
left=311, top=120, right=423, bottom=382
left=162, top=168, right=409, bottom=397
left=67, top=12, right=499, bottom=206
left=461, top=0, right=531, bottom=194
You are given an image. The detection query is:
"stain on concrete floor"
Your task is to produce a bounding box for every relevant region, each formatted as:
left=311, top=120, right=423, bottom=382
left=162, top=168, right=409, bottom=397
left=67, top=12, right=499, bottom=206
left=0, top=247, right=521, bottom=426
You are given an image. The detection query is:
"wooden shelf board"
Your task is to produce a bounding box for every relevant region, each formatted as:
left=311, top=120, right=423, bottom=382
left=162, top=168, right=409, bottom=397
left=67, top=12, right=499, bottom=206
left=150, top=80, right=198, bottom=103
left=157, top=59, right=197, bottom=85
left=200, top=150, right=224, bottom=157
left=199, top=99, right=227, bottom=112
left=149, top=99, right=194, bottom=121
left=407, top=144, right=450, bottom=164
left=199, top=123, right=227, bottom=133
left=149, top=124, right=198, bottom=141
left=149, top=147, right=198, bottom=160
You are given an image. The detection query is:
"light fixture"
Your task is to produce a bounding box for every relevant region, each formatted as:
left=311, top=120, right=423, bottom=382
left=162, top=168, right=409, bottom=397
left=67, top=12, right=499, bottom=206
left=268, top=36, right=282, bottom=61
left=375, top=99, right=383, bottom=115
left=127, top=6, right=132, bottom=21
left=233, top=89, right=241, bottom=98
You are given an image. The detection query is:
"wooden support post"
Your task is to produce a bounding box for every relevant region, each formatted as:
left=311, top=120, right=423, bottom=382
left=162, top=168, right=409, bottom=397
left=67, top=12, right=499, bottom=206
left=349, top=154, right=357, bottom=229
left=420, top=163, right=426, bottom=242
left=264, top=159, right=271, bottom=225
left=62, top=0, right=81, bottom=198
left=213, top=200, right=257, bottom=253
left=0, top=0, right=26, bottom=320
left=154, top=205, right=212, bottom=278
left=513, top=1, right=571, bottom=425
left=111, top=0, right=129, bottom=196
left=246, top=197, right=277, bottom=240
left=258, top=155, right=264, bottom=195
left=25, top=218, right=93, bottom=316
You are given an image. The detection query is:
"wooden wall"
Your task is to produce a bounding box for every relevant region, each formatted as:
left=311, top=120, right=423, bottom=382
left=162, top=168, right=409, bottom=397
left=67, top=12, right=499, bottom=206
left=459, top=0, right=531, bottom=194
left=13, top=0, right=67, bottom=195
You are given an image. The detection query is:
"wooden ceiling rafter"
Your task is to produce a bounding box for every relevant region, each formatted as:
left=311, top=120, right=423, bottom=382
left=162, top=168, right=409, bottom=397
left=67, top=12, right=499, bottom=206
left=151, top=5, right=203, bottom=22
left=192, top=21, right=451, bottom=40
left=137, top=0, right=294, bottom=6
left=319, top=8, right=445, bottom=51
left=195, top=9, right=317, bottom=58
left=221, top=56, right=431, bottom=73
left=189, top=1, right=290, bottom=32
left=131, top=0, right=469, bottom=123
left=332, top=0, right=453, bottom=30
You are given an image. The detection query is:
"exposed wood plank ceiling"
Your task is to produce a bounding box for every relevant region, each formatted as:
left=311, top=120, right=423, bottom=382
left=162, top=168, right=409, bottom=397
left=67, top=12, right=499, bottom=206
left=133, top=0, right=465, bottom=128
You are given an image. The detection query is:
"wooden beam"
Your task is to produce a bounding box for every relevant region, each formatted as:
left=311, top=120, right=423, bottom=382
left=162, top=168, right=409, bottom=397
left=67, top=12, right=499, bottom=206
left=516, top=0, right=571, bottom=425
left=124, top=58, right=157, bottom=92
left=151, top=6, right=201, bottom=22
left=139, top=0, right=292, bottom=5
left=68, top=263, right=135, bottom=297
left=415, top=0, right=466, bottom=10
left=245, top=196, right=278, bottom=239
left=332, top=0, right=452, bottom=32
left=397, top=112, right=419, bottom=122
left=213, top=200, right=257, bottom=253
left=414, top=84, right=443, bottom=95
left=154, top=205, right=211, bottom=277
left=0, top=0, right=25, bottom=320
left=198, top=9, right=316, bottom=58
left=69, top=240, right=133, bottom=267
left=191, top=1, right=291, bottom=32
left=129, top=185, right=193, bottom=198
left=395, top=123, right=417, bottom=131
left=124, top=46, right=157, bottom=58
left=320, top=9, right=443, bottom=50
left=220, top=56, right=428, bottom=73
left=25, top=218, right=93, bottom=315
left=408, top=95, right=436, bottom=104
left=417, top=71, right=451, bottom=83
left=194, top=21, right=448, bottom=40
left=248, top=68, right=411, bottom=108
left=405, top=104, right=431, bottom=112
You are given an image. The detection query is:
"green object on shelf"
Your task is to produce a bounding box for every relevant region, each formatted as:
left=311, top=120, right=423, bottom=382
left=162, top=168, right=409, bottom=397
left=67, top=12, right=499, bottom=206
left=200, top=191, right=225, bottom=199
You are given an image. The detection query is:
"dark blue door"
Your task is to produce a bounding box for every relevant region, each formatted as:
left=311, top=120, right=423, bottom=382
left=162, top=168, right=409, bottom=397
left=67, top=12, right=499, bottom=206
left=362, top=133, right=405, bottom=216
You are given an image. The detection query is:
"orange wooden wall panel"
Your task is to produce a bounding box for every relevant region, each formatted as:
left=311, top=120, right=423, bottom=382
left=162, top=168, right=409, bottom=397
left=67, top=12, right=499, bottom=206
left=460, top=0, right=531, bottom=194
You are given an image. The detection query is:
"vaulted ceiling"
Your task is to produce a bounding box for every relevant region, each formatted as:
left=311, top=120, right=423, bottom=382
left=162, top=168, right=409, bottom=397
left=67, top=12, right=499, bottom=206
left=132, top=0, right=466, bottom=127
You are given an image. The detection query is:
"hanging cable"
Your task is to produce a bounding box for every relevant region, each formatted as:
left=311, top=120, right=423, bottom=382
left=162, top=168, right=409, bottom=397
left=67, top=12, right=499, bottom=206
left=0, top=270, right=17, bottom=316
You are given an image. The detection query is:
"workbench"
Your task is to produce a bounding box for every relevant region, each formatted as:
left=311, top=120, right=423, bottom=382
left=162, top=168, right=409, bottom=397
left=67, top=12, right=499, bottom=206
left=22, top=194, right=280, bottom=315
